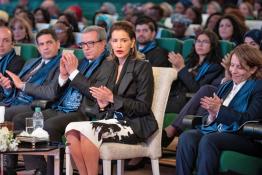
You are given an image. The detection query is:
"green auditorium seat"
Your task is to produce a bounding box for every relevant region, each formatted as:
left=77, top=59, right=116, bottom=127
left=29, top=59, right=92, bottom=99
left=159, top=28, right=175, bottom=38
left=219, top=40, right=235, bottom=57
left=156, top=38, right=183, bottom=53
left=14, top=43, right=39, bottom=61
left=182, top=39, right=195, bottom=61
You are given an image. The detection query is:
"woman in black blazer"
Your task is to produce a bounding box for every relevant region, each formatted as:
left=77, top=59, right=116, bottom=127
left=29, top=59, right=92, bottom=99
left=65, top=21, right=157, bottom=175
left=176, top=44, right=262, bottom=175
left=166, top=29, right=223, bottom=113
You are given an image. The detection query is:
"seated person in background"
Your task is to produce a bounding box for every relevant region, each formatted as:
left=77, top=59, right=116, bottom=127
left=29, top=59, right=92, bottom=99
left=8, top=17, right=33, bottom=44
left=58, top=13, right=80, bottom=32
left=163, top=28, right=262, bottom=146
left=53, top=21, right=78, bottom=48
left=214, top=14, right=248, bottom=46
left=12, top=26, right=113, bottom=175
left=1, top=28, right=61, bottom=175
left=65, top=21, right=157, bottom=175
left=135, top=16, right=170, bottom=67
left=171, top=13, right=193, bottom=41
left=176, top=44, right=262, bottom=175
left=33, top=7, right=51, bottom=24
left=94, top=13, right=115, bottom=36
left=1, top=29, right=61, bottom=121
left=166, top=29, right=223, bottom=113
left=0, top=26, right=25, bottom=101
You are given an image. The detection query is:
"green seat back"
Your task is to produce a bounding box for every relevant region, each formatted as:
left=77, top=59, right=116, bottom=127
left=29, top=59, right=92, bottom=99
left=159, top=28, right=175, bottom=38
left=74, top=49, right=84, bottom=60
left=219, top=40, right=235, bottom=57
left=220, top=151, right=262, bottom=175
left=163, top=113, right=178, bottom=128
left=182, top=39, right=195, bottom=61
left=15, top=43, right=39, bottom=61
left=156, top=38, right=183, bottom=53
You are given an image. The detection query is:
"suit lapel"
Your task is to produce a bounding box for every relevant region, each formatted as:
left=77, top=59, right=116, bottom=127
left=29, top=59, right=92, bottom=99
left=117, top=59, right=135, bottom=95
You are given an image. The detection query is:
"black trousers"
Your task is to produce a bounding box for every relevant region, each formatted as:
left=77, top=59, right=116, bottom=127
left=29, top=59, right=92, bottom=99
left=176, top=129, right=262, bottom=175
left=13, top=109, right=87, bottom=175
left=172, top=85, right=217, bottom=133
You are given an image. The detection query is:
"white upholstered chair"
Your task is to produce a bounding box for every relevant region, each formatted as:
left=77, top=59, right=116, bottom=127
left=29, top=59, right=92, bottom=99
left=66, top=67, right=177, bottom=175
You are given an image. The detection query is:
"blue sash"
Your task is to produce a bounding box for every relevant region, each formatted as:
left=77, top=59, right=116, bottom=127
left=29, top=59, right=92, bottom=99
left=199, top=80, right=257, bottom=134
left=3, top=53, right=61, bottom=106
left=0, top=49, right=16, bottom=74
left=194, top=62, right=211, bottom=81
left=53, top=50, right=107, bottom=113
left=138, top=41, right=157, bottom=54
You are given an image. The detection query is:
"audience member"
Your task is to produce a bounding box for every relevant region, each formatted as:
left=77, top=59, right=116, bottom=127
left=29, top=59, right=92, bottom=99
left=8, top=17, right=33, bottom=44
left=13, top=26, right=113, bottom=175
left=0, top=10, right=9, bottom=26
left=58, top=13, right=80, bottom=32
left=0, top=26, right=25, bottom=100
left=185, top=6, right=202, bottom=25
left=94, top=13, right=115, bottom=35
left=174, top=0, right=193, bottom=14
left=16, top=10, right=36, bottom=32
left=52, top=21, right=77, bottom=48
left=214, top=14, right=248, bottom=45
left=135, top=16, right=169, bottom=67
left=2, top=29, right=61, bottom=175
left=204, top=12, right=222, bottom=31
left=166, top=29, right=223, bottom=113
left=99, top=2, right=118, bottom=20
left=238, top=1, right=255, bottom=20
left=65, top=21, right=157, bottom=175
left=163, top=28, right=262, bottom=146
left=176, top=44, right=262, bottom=175
left=40, top=0, right=60, bottom=19
left=206, top=1, right=222, bottom=15
left=33, top=7, right=51, bottom=24
left=65, top=5, right=88, bottom=25
left=171, top=13, right=192, bottom=40
left=160, top=2, right=173, bottom=18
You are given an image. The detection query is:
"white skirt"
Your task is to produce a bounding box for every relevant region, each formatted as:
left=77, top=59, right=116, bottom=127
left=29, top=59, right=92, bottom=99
left=65, top=118, right=139, bottom=148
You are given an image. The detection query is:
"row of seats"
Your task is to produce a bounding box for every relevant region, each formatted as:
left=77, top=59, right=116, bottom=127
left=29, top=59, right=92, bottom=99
left=14, top=38, right=235, bottom=62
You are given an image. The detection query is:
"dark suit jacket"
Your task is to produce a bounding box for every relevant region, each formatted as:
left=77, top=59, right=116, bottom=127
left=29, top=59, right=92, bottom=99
left=103, top=58, right=158, bottom=140
left=68, top=58, right=115, bottom=116
left=5, top=55, right=25, bottom=75
left=22, top=58, right=60, bottom=101
left=216, top=80, right=262, bottom=126
left=145, top=46, right=170, bottom=67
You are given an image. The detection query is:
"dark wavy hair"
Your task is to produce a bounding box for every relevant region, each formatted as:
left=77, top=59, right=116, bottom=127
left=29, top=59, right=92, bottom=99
left=58, top=13, right=79, bottom=32
left=214, top=14, right=248, bottom=45
left=187, top=29, right=221, bottom=68
left=54, top=21, right=75, bottom=47
left=33, top=7, right=51, bottom=23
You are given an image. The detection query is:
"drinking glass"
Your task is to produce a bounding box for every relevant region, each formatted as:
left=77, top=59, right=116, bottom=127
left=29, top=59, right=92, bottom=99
left=25, top=118, right=34, bottom=134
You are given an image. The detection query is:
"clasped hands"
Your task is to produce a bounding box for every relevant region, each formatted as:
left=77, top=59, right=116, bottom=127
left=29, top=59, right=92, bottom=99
left=200, top=93, right=223, bottom=123
left=60, top=52, right=79, bottom=80
left=90, top=86, right=113, bottom=110
left=168, top=52, right=185, bottom=72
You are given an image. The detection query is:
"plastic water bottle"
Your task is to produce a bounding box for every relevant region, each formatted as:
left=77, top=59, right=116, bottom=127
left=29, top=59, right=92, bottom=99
left=33, top=107, right=44, bottom=129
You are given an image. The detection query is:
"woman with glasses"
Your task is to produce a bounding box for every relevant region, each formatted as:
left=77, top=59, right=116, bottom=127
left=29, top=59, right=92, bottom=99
left=53, top=21, right=78, bottom=49
left=166, top=29, right=223, bottom=113
left=65, top=21, right=157, bottom=175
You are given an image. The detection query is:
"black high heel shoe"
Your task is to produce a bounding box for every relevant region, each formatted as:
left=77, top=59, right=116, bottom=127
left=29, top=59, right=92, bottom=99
left=124, top=158, right=146, bottom=171
left=162, top=130, right=174, bottom=147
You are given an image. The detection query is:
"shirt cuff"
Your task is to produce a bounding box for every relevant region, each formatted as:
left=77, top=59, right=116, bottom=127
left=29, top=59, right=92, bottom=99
left=69, top=70, right=79, bottom=81
left=58, top=75, right=68, bottom=86
left=21, top=82, right=26, bottom=91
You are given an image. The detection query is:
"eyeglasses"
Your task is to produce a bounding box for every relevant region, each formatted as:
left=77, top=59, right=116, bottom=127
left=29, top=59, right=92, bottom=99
left=78, top=40, right=101, bottom=48
left=195, top=39, right=210, bottom=45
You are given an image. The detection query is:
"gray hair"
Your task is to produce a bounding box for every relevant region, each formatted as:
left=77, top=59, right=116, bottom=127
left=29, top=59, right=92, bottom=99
left=82, top=25, right=107, bottom=41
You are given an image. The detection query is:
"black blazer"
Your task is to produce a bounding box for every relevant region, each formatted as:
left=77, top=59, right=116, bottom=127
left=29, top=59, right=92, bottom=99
left=67, top=58, right=115, bottom=116
left=104, top=58, right=158, bottom=140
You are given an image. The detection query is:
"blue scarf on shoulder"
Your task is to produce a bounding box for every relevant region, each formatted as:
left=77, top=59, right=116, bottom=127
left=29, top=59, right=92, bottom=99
left=199, top=80, right=257, bottom=134
left=194, top=62, right=211, bottom=81
left=3, top=53, right=61, bottom=106
left=53, top=50, right=107, bottom=113
left=0, top=49, right=16, bottom=75
left=138, top=41, right=157, bottom=54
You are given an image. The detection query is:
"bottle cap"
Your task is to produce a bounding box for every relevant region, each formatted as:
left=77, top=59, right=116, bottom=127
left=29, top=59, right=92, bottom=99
left=35, top=107, right=41, bottom=112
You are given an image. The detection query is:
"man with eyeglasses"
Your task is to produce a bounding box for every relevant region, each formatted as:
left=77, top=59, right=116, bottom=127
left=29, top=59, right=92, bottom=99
left=1, top=28, right=61, bottom=175
left=12, top=26, right=113, bottom=175
left=0, top=26, right=25, bottom=100
left=135, top=16, right=170, bottom=67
